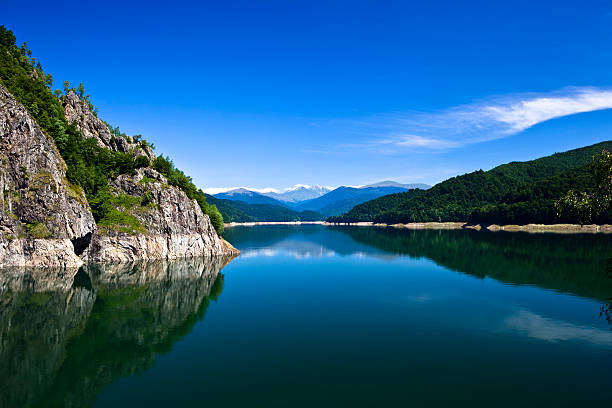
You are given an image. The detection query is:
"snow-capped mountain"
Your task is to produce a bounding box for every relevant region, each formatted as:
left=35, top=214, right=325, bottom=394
left=211, top=181, right=429, bottom=216
left=263, top=185, right=333, bottom=203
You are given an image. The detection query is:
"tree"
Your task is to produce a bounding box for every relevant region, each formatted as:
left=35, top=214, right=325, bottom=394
left=207, top=204, right=224, bottom=234
left=77, top=82, right=85, bottom=98
left=556, top=150, right=612, bottom=224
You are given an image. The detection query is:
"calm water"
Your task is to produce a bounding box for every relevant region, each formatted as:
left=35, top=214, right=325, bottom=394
left=1, top=226, right=611, bottom=407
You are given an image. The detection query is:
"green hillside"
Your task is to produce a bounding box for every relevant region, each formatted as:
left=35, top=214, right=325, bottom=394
left=329, top=141, right=612, bottom=225
left=206, top=195, right=324, bottom=223
left=0, top=25, right=223, bottom=234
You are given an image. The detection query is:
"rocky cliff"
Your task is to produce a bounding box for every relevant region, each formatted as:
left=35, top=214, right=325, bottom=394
left=0, top=85, right=96, bottom=268
left=62, top=90, right=155, bottom=161
left=85, top=167, right=238, bottom=263
left=0, top=84, right=237, bottom=266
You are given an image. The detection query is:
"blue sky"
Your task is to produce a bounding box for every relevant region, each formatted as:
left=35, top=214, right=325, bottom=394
left=3, top=0, right=612, bottom=192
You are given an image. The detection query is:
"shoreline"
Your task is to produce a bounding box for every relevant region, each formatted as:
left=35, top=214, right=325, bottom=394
left=224, top=221, right=612, bottom=234
left=225, top=221, right=326, bottom=227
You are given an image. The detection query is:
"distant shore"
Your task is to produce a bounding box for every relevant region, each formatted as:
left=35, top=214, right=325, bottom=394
left=224, top=221, right=612, bottom=233
left=327, top=221, right=612, bottom=234
left=225, top=221, right=326, bottom=227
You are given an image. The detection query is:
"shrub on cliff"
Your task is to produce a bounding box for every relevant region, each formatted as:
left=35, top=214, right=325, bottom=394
left=0, top=25, right=224, bottom=234
left=152, top=155, right=224, bottom=233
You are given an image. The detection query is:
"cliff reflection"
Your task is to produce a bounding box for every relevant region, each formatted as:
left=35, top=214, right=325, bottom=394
left=0, top=267, right=95, bottom=408
left=0, top=256, right=232, bottom=408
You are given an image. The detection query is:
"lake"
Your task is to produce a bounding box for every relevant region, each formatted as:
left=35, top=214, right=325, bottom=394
left=1, top=225, right=611, bottom=407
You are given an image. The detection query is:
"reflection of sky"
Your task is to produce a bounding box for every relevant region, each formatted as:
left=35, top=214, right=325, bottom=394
left=237, top=235, right=400, bottom=261
left=504, top=309, right=612, bottom=348
left=239, top=239, right=337, bottom=259
left=228, top=225, right=612, bottom=345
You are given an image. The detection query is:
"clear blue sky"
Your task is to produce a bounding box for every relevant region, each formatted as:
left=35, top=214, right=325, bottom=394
left=4, top=0, right=612, bottom=191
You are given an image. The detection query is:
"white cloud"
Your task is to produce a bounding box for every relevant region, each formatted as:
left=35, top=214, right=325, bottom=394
left=504, top=309, right=612, bottom=347
left=352, top=87, right=612, bottom=151
left=485, top=89, right=612, bottom=132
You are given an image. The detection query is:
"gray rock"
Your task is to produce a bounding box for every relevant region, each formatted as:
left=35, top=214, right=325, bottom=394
left=0, top=85, right=237, bottom=266
left=62, top=91, right=155, bottom=161
left=0, top=85, right=95, bottom=267
left=85, top=168, right=238, bottom=263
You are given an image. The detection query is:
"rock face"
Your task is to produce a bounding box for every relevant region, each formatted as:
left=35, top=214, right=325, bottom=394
left=62, top=91, right=238, bottom=262
left=0, top=85, right=237, bottom=266
left=0, top=85, right=96, bottom=268
left=62, top=91, right=155, bottom=161
left=85, top=167, right=238, bottom=263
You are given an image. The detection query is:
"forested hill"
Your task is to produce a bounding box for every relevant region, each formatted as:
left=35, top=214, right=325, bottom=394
left=329, top=141, right=612, bottom=225
left=205, top=194, right=324, bottom=223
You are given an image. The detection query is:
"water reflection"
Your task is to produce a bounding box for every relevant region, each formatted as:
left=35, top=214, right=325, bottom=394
left=224, top=225, right=612, bottom=301
left=2, top=227, right=611, bottom=407
left=0, top=256, right=232, bottom=408
left=0, top=267, right=95, bottom=408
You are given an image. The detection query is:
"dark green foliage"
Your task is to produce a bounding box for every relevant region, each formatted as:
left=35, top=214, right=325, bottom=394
left=134, top=155, right=150, bottom=168
left=207, top=204, right=224, bottom=234
left=96, top=194, right=146, bottom=235
left=0, top=26, right=147, bottom=223
left=555, top=150, right=612, bottom=224
left=205, top=194, right=324, bottom=223
left=0, top=25, right=223, bottom=234
left=27, top=222, right=52, bottom=239
left=330, top=141, right=612, bottom=225
left=468, top=164, right=600, bottom=224
left=205, top=194, right=254, bottom=222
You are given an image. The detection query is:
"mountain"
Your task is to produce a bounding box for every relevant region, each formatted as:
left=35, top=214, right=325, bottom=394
left=295, top=185, right=426, bottom=217
left=362, top=181, right=430, bottom=189
left=213, top=182, right=427, bottom=216
left=212, top=180, right=429, bottom=220
left=329, top=141, right=612, bottom=225
left=206, top=195, right=324, bottom=223
left=214, top=188, right=288, bottom=206
left=263, top=185, right=332, bottom=203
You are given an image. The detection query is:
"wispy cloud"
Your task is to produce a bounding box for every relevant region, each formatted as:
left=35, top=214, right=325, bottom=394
left=350, top=87, right=612, bottom=151
left=504, top=309, right=612, bottom=348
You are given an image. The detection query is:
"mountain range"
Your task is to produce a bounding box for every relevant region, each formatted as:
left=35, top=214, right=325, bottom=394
left=329, top=141, right=612, bottom=225
left=263, top=185, right=333, bottom=203
left=213, top=181, right=430, bottom=220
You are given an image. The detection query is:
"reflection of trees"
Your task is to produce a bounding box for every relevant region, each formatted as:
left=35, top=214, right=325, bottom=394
left=330, top=227, right=612, bottom=301
left=603, top=258, right=612, bottom=330
left=0, top=256, right=232, bottom=408
left=0, top=267, right=95, bottom=408
left=602, top=302, right=612, bottom=330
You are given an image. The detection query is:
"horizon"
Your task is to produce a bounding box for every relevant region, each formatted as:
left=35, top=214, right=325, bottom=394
left=3, top=1, right=612, bottom=190
left=203, top=180, right=432, bottom=195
